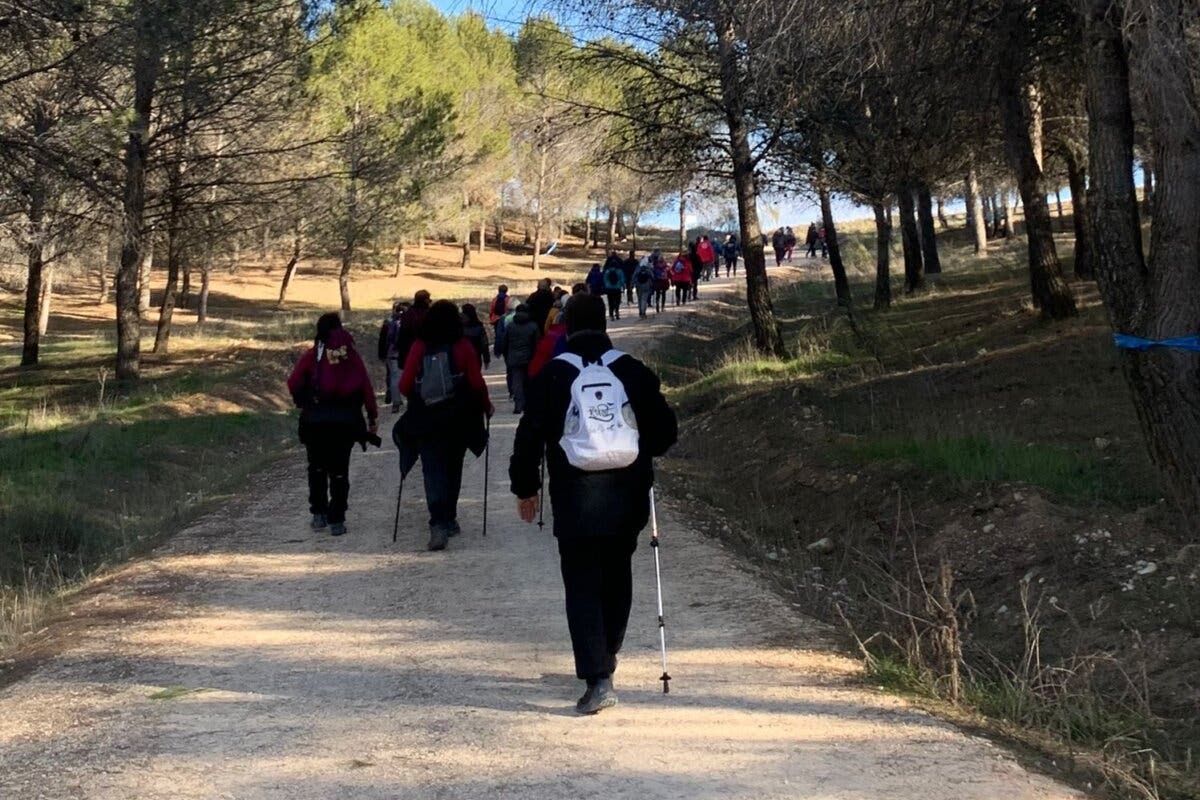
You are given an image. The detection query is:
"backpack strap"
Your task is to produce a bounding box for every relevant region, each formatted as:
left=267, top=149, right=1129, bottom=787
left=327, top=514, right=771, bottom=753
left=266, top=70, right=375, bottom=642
left=600, top=349, right=627, bottom=367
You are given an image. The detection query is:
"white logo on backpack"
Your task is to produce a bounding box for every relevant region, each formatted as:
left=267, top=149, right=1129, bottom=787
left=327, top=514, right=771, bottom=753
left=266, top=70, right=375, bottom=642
left=555, top=350, right=640, bottom=471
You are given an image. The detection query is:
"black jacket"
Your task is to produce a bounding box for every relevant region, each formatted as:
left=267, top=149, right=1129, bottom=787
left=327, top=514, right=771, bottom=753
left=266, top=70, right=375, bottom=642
left=509, top=331, right=677, bottom=539
left=525, top=288, right=555, bottom=331
left=502, top=310, right=540, bottom=367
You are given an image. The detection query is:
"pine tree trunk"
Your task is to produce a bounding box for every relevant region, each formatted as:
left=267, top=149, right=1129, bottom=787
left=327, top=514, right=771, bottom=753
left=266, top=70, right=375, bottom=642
left=532, top=140, right=547, bottom=271
left=897, top=186, right=925, bottom=292
left=1063, top=149, right=1096, bottom=279
left=677, top=188, right=686, bottom=252
left=819, top=183, right=851, bottom=307
left=477, top=220, right=485, bottom=255
left=916, top=185, right=942, bottom=274
left=718, top=13, right=785, bottom=357
left=1142, top=158, right=1153, bottom=217
left=37, top=266, right=53, bottom=337
left=965, top=165, right=988, bottom=256
left=1083, top=0, right=1200, bottom=527
left=198, top=258, right=211, bottom=325
left=278, top=223, right=303, bottom=306
left=584, top=205, right=592, bottom=249
left=936, top=195, right=949, bottom=229
left=1054, top=187, right=1064, bottom=227
left=607, top=202, right=617, bottom=253
left=997, top=19, right=1076, bottom=318
left=153, top=224, right=182, bottom=354
left=137, top=235, right=153, bottom=315
left=591, top=201, right=600, bottom=248
left=393, top=236, right=405, bottom=279
left=461, top=241, right=471, bottom=269
left=872, top=203, right=892, bottom=310
left=20, top=181, right=46, bottom=366
left=116, top=18, right=157, bottom=380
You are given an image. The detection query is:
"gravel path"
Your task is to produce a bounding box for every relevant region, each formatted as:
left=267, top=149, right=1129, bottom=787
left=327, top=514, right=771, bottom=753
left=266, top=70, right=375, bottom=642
left=0, top=289, right=1083, bottom=799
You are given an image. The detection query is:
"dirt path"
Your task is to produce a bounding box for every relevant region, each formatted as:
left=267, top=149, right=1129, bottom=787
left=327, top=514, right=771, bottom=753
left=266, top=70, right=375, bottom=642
left=0, top=282, right=1082, bottom=799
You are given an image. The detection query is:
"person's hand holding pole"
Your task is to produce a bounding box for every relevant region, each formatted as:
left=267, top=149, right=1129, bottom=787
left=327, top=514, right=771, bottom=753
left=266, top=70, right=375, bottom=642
left=517, top=496, right=539, bottom=523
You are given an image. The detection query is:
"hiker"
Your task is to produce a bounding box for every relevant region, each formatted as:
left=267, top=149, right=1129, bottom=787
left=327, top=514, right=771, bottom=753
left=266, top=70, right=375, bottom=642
left=500, top=303, right=540, bottom=414
left=687, top=240, right=703, bottom=301
left=586, top=263, right=604, bottom=296
left=805, top=222, right=819, bottom=258
left=526, top=277, right=555, bottom=332
left=621, top=250, right=638, bottom=304
left=510, top=294, right=677, bottom=714
left=287, top=312, right=379, bottom=537
left=461, top=303, right=490, bottom=370
left=632, top=255, right=654, bottom=319
left=494, top=304, right=517, bottom=399
left=771, top=228, right=786, bottom=267
left=670, top=251, right=692, bottom=306
left=530, top=291, right=576, bottom=377
left=489, top=284, right=512, bottom=327
left=722, top=234, right=740, bottom=277
left=784, top=226, right=796, bottom=262
left=602, top=258, right=625, bottom=321
left=397, top=290, right=432, bottom=371
left=818, top=225, right=829, bottom=258
left=696, top=235, right=717, bottom=281
left=651, top=251, right=670, bottom=313
left=543, top=286, right=566, bottom=330
left=377, top=300, right=406, bottom=410
left=396, top=300, right=493, bottom=551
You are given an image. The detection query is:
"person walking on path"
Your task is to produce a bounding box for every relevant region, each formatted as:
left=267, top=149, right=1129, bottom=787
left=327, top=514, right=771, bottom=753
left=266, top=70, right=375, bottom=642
left=805, top=222, right=819, bottom=258
left=771, top=228, right=786, bottom=267
left=396, top=300, right=494, bottom=551
left=586, top=263, right=604, bottom=296
left=621, top=250, right=638, bottom=304
left=722, top=234, right=740, bottom=277
left=378, top=300, right=406, bottom=410
left=783, top=226, right=797, bottom=263
left=488, top=284, right=512, bottom=326
left=669, top=252, right=692, bottom=307
left=687, top=241, right=703, bottom=301
left=603, top=258, right=625, bottom=321
left=526, top=278, right=556, bottom=332
left=510, top=294, right=677, bottom=714
left=461, top=303, right=490, bottom=370
left=818, top=225, right=829, bottom=258
left=499, top=303, right=540, bottom=414
left=632, top=256, right=654, bottom=318
left=287, top=313, right=379, bottom=537
left=696, top=235, right=717, bottom=281
left=651, top=251, right=670, bottom=312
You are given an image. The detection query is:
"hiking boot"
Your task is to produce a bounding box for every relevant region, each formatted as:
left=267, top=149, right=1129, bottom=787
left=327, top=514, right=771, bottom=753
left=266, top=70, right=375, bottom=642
left=330, top=522, right=346, bottom=537
left=576, top=678, right=618, bottom=715
left=447, top=520, right=461, bottom=537
left=427, top=524, right=448, bottom=552
left=311, top=513, right=328, bottom=531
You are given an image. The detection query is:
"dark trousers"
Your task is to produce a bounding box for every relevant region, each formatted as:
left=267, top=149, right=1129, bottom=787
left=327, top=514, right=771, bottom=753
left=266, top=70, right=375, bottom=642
left=725, top=256, right=737, bottom=276
left=606, top=289, right=622, bottom=319
left=508, top=362, right=529, bottom=412
left=654, top=287, right=667, bottom=312
left=674, top=284, right=688, bottom=305
left=419, top=437, right=468, bottom=527
left=305, top=428, right=354, bottom=524
left=558, top=535, right=639, bottom=682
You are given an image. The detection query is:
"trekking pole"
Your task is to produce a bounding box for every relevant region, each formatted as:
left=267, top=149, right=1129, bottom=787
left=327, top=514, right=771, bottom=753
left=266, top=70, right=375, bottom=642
left=649, top=487, right=671, bottom=694
left=482, top=415, right=490, bottom=538
left=537, top=446, right=546, bottom=530
left=392, top=465, right=405, bottom=544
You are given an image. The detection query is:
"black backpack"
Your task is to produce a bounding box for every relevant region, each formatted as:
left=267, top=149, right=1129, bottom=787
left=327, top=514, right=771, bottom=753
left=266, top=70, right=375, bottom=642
left=418, top=346, right=462, bottom=407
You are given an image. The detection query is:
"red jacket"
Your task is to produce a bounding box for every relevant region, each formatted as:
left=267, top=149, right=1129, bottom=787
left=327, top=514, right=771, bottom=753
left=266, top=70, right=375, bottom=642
left=670, top=254, right=693, bottom=284
left=529, top=323, right=566, bottom=378
left=399, top=337, right=494, bottom=416
left=696, top=239, right=716, bottom=263
left=287, top=329, right=378, bottom=422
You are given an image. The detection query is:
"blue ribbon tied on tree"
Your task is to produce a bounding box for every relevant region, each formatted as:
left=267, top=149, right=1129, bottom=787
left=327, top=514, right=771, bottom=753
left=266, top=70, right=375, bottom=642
left=1113, top=333, right=1200, bottom=352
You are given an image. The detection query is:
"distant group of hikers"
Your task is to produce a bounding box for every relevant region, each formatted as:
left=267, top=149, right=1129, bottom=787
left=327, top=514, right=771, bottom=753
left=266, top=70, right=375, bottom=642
left=769, top=222, right=828, bottom=266
left=579, top=234, right=743, bottom=321
left=286, top=281, right=677, bottom=715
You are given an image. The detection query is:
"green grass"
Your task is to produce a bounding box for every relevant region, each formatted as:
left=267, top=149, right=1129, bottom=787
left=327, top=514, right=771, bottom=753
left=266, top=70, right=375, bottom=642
left=834, top=435, right=1154, bottom=508
left=148, top=685, right=211, bottom=701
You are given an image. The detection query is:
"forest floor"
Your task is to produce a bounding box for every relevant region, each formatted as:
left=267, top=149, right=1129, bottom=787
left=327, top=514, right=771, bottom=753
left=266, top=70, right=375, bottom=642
left=0, top=283, right=1082, bottom=799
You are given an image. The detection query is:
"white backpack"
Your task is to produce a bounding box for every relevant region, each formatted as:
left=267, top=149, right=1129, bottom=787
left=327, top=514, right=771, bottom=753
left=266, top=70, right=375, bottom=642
left=555, top=350, right=640, bottom=471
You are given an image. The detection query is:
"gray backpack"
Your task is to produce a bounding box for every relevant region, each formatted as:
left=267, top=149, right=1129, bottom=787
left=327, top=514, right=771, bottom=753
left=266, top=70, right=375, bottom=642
left=418, top=347, right=460, bottom=406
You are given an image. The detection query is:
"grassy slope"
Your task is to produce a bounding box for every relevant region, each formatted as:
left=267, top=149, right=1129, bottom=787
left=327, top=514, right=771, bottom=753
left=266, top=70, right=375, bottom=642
left=649, top=222, right=1198, bottom=799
